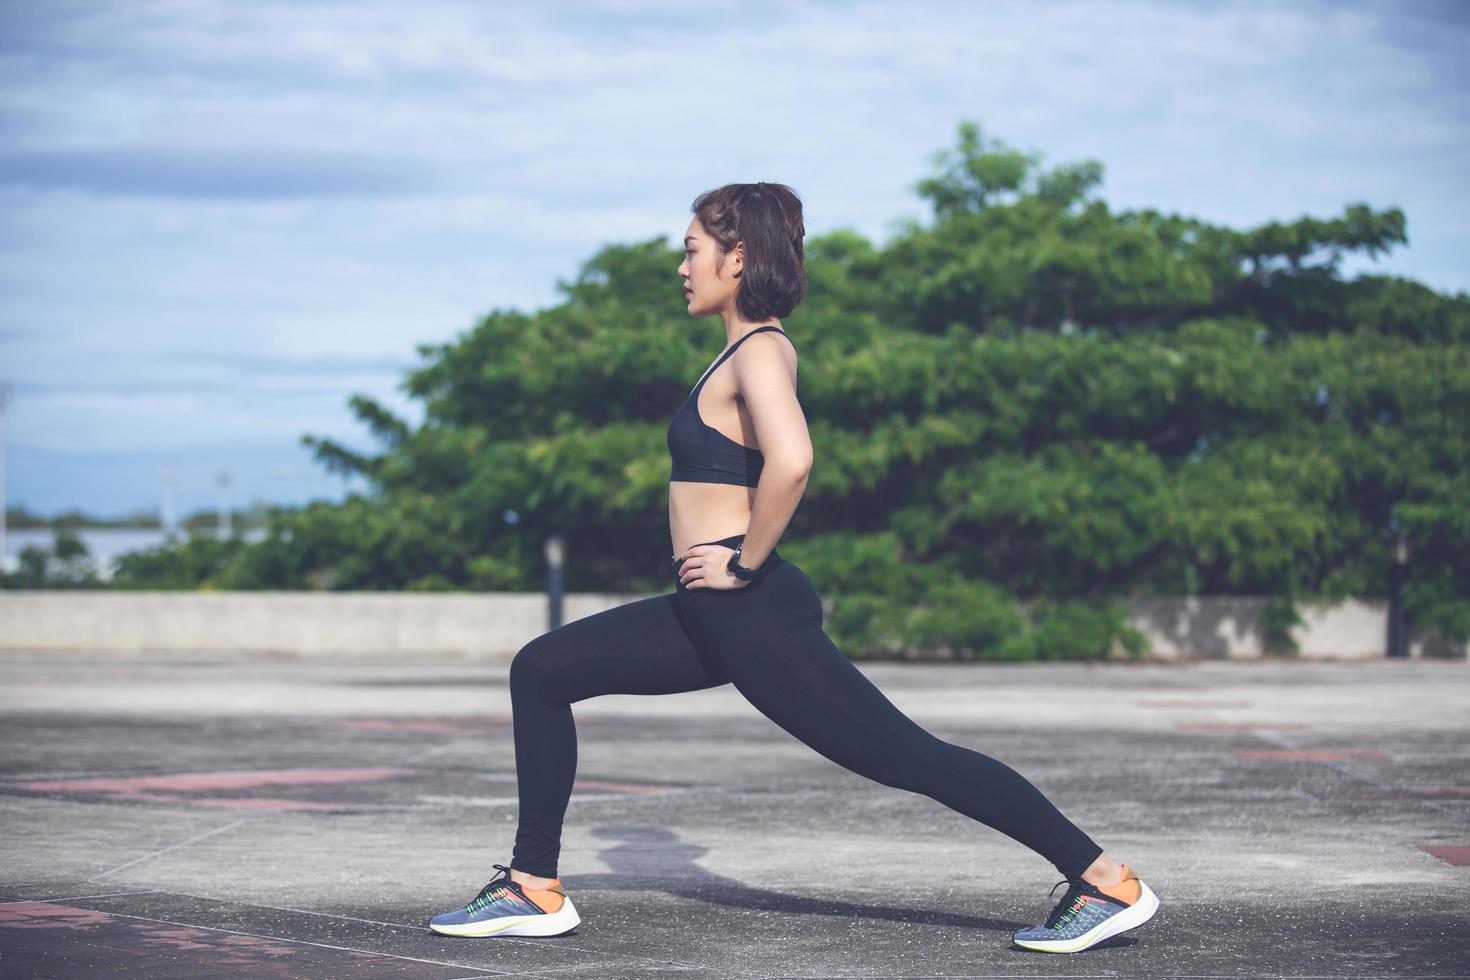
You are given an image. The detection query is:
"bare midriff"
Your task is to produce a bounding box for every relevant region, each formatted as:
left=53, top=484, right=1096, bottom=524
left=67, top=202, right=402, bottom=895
left=668, top=481, right=756, bottom=559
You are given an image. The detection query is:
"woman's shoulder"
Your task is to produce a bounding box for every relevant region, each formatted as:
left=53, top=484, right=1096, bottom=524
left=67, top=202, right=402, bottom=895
left=742, top=326, right=797, bottom=356
left=730, top=328, right=799, bottom=390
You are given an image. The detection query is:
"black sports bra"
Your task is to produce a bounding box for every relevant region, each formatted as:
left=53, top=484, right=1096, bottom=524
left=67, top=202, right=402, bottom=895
left=667, top=325, right=793, bottom=487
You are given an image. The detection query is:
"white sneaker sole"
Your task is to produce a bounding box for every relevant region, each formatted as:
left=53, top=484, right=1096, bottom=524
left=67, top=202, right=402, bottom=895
left=1012, top=880, right=1160, bottom=953
left=429, top=895, right=581, bottom=938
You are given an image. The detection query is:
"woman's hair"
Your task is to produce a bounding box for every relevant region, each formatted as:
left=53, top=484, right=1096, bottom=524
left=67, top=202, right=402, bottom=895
left=690, top=181, right=807, bottom=321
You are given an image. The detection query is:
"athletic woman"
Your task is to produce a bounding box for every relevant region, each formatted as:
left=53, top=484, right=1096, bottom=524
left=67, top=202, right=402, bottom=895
left=429, top=181, right=1160, bottom=953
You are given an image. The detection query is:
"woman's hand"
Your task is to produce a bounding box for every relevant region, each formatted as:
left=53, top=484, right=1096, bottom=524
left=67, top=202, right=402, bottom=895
left=676, top=545, right=751, bottom=591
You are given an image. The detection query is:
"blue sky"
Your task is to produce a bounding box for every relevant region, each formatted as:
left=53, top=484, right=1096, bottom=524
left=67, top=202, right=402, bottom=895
left=2, top=0, right=1466, bottom=521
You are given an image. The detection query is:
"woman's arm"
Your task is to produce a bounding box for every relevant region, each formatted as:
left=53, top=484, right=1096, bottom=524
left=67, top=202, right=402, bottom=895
left=730, top=333, right=811, bottom=570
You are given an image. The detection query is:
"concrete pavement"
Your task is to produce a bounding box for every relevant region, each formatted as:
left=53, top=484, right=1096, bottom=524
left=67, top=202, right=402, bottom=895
left=1, top=654, right=1467, bottom=977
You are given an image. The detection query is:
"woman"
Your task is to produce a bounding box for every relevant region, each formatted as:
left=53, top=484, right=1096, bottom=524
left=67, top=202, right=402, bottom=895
left=429, top=181, right=1160, bottom=954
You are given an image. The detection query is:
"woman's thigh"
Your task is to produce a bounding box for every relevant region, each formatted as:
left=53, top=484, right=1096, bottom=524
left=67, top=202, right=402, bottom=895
left=510, top=591, right=731, bottom=704
left=678, top=562, right=944, bottom=782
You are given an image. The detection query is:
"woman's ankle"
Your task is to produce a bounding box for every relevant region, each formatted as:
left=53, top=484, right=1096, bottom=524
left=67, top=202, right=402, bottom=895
left=510, top=867, right=558, bottom=888
left=1079, top=853, right=1124, bottom=888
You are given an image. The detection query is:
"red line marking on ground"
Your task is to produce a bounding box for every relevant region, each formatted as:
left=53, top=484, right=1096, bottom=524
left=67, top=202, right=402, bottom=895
left=2, top=768, right=420, bottom=812
left=121, top=793, right=365, bottom=811
left=1175, top=722, right=1309, bottom=732
left=1417, top=844, right=1470, bottom=866
left=7, top=768, right=416, bottom=794
left=0, top=903, right=114, bottom=928
left=572, top=780, right=670, bottom=794
left=1231, top=749, right=1389, bottom=761
left=1136, top=699, right=1253, bottom=708
left=334, top=714, right=636, bottom=734
left=1, top=766, right=670, bottom=808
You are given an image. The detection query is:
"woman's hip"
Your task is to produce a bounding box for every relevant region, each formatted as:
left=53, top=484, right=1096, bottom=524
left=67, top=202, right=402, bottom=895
left=672, top=549, right=823, bottom=631
left=671, top=532, right=784, bottom=595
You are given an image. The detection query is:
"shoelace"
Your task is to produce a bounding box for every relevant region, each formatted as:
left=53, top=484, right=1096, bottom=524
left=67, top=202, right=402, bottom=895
left=1042, top=878, right=1094, bottom=930
left=466, top=863, right=517, bottom=913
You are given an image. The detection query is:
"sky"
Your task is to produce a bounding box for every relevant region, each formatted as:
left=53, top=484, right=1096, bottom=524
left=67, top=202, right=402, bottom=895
left=1, top=0, right=1466, bottom=522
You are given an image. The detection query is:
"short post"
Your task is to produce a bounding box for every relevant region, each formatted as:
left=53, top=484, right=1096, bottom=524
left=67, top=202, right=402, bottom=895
left=545, top=534, right=565, bottom=631
left=1387, top=532, right=1408, bottom=659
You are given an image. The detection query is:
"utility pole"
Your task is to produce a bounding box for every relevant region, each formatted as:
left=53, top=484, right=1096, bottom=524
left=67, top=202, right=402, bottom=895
left=216, top=470, right=232, bottom=540
left=161, top=464, right=177, bottom=542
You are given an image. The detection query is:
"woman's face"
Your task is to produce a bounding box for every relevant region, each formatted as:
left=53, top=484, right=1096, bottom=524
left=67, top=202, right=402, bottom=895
left=679, top=217, right=742, bottom=317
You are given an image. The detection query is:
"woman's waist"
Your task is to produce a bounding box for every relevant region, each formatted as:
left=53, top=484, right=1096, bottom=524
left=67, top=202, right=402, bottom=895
left=668, top=490, right=758, bottom=558
left=670, top=531, right=763, bottom=560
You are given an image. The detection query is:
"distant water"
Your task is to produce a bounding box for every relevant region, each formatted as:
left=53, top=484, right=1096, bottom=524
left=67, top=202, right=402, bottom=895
left=1, top=527, right=267, bottom=579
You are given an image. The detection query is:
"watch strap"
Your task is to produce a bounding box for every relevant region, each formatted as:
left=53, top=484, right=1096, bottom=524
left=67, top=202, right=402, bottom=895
left=727, top=542, right=768, bottom=580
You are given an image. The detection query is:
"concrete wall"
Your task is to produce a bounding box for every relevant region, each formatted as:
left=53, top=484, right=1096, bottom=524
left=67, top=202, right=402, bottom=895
left=1125, top=596, right=1463, bottom=660
left=0, top=590, right=642, bottom=658
left=0, top=590, right=1464, bottom=661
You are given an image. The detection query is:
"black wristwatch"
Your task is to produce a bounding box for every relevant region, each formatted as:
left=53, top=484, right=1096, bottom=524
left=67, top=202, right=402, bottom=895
left=726, top=542, right=769, bottom=581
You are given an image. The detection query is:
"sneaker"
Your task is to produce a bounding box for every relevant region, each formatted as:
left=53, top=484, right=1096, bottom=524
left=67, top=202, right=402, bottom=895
left=428, top=863, right=581, bottom=938
left=1011, top=863, right=1159, bottom=953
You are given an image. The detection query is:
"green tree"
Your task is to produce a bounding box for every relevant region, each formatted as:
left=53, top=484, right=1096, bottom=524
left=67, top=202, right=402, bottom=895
left=0, top=528, right=105, bottom=589
left=92, top=119, right=1468, bottom=659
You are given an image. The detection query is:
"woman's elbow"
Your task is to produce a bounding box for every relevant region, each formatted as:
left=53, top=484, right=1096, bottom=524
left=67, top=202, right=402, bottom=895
left=767, top=453, right=812, bottom=482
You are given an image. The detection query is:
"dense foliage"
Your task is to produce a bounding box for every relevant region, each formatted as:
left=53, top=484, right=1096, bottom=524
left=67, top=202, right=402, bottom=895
left=67, top=121, right=1468, bottom=659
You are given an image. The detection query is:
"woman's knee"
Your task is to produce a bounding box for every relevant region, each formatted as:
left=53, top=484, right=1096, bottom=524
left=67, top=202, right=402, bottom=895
left=509, top=633, right=563, bottom=700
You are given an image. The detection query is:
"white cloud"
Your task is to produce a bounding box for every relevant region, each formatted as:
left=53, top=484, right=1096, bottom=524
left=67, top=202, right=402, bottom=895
left=2, top=0, right=1466, bottom=513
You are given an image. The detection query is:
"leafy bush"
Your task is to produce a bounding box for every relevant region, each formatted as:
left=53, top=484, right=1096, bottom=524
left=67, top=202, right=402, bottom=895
left=71, top=120, right=1467, bottom=659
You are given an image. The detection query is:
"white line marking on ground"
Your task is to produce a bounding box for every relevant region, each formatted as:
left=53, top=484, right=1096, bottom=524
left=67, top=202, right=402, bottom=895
left=63, top=887, right=755, bottom=976
left=17, top=901, right=524, bottom=975
left=86, top=818, right=249, bottom=880
left=133, top=888, right=440, bottom=931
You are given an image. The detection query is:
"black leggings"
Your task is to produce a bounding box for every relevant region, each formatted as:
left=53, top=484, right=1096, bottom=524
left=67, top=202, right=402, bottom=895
left=508, top=533, right=1104, bottom=881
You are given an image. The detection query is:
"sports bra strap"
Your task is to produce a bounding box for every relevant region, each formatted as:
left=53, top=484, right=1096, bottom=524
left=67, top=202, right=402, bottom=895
left=692, top=325, right=792, bottom=391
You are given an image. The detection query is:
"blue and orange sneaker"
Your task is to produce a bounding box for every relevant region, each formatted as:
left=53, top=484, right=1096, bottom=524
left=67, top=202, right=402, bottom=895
left=428, top=864, right=580, bottom=938
left=1011, top=863, right=1159, bottom=953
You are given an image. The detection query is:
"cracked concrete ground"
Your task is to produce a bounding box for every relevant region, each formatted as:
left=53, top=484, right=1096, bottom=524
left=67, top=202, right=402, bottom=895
left=1, top=653, right=1466, bottom=978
